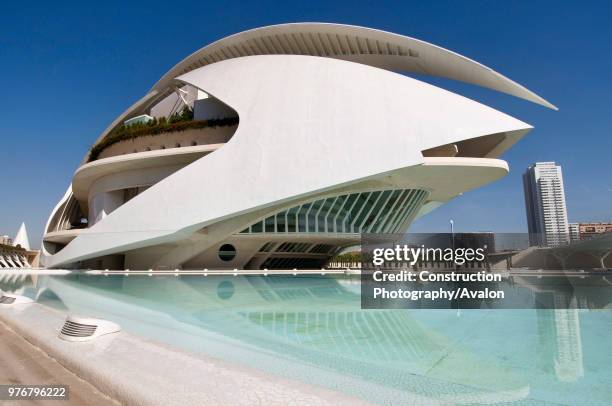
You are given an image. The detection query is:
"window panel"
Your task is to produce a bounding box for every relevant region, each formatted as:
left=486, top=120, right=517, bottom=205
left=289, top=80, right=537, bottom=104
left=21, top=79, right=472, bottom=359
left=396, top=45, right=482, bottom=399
left=298, top=203, right=311, bottom=233
left=344, top=193, right=365, bottom=232
left=337, top=194, right=358, bottom=233
left=286, top=206, right=298, bottom=232
left=237, top=189, right=427, bottom=235
left=308, top=200, right=322, bottom=232
left=265, top=216, right=275, bottom=233
left=362, top=190, right=392, bottom=232
left=318, top=198, right=335, bottom=232
left=373, top=190, right=401, bottom=233
left=352, top=192, right=377, bottom=233
left=328, top=195, right=346, bottom=233
left=276, top=212, right=286, bottom=233
left=251, top=221, right=263, bottom=233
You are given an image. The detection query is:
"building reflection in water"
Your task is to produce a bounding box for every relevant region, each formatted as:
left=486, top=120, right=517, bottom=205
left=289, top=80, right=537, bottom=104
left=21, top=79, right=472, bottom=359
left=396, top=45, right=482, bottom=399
left=2, top=272, right=611, bottom=403
left=536, top=295, right=584, bottom=382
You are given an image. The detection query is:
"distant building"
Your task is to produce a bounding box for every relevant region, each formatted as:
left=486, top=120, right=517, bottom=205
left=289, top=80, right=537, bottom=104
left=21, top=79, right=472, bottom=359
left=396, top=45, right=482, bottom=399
left=0, top=223, right=38, bottom=269
left=569, top=223, right=580, bottom=243
left=574, top=222, right=612, bottom=241
left=13, top=222, right=30, bottom=250
left=523, top=162, right=569, bottom=247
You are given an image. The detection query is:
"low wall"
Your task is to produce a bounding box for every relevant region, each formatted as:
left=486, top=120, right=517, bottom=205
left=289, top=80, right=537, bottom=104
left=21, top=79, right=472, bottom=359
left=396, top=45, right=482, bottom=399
left=98, top=126, right=237, bottom=159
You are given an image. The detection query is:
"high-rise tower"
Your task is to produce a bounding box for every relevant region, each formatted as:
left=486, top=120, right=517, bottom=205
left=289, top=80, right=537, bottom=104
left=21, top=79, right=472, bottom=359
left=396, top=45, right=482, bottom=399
left=523, top=162, right=569, bottom=247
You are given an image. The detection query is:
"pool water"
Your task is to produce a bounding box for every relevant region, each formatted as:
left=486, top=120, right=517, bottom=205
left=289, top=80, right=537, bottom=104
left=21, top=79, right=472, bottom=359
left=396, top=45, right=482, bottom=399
left=2, top=273, right=611, bottom=405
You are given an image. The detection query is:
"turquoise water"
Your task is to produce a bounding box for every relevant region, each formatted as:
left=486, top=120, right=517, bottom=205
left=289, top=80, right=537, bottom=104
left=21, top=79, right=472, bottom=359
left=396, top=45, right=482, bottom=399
left=2, top=274, right=612, bottom=405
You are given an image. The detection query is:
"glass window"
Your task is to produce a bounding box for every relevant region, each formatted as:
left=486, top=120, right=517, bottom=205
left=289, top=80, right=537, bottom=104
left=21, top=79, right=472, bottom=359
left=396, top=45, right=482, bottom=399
left=317, top=198, right=335, bottom=232
left=339, top=194, right=359, bottom=232
left=351, top=193, right=375, bottom=232
left=218, top=244, right=236, bottom=261
left=382, top=190, right=409, bottom=233
left=326, top=196, right=344, bottom=233
left=251, top=221, right=263, bottom=233
left=362, top=190, right=391, bottom=232
left=286, top=207, right=298, bottom=232
left=276, top=212, right=286, bottom=233
left=390, top=190, right=417, bottom=232
left=265, top=216, right=275, bottom=233
left=372, top=190, right=401, bottom=233
left=325, top=195, right=346, bottom=233
left=308, top=200, right=322, bottom=232
left=297, top=204, right=310, bottom=233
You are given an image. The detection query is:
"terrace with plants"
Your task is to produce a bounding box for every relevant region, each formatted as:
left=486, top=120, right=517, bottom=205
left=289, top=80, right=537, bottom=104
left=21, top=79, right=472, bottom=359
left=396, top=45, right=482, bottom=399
left=88, top=107, right=239, bottom=161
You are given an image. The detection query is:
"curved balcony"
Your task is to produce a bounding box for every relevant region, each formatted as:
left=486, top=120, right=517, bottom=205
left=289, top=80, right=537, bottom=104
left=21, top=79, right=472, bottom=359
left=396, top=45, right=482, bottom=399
left=44, top=228, right=84, bottom=245
left=73, top=142, right=225, bottom=203
left=92, top=121, right=237, bottom=161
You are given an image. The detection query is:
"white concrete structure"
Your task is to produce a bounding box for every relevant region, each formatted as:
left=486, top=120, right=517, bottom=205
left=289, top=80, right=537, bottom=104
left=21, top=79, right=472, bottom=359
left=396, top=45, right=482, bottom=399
left=13, top=222, right=30, bottom=251
left=523, top=162, right=570, bottom=247
left=41, top=23, right=554, bottom=270
left=0, top=223, right=35, bottom=269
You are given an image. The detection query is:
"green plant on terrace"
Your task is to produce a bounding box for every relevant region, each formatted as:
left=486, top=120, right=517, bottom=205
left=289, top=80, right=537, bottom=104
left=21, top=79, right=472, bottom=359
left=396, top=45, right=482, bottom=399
left=88, top=106, right=237, bottom=161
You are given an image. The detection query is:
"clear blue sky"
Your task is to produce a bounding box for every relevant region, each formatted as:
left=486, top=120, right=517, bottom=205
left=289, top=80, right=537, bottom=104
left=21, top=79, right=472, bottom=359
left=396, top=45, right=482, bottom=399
left=1, top=0, right=611, bottom=248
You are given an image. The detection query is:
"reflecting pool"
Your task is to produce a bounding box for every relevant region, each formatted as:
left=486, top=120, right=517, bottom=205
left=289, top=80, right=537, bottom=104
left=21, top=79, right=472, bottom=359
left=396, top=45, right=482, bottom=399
left=2, top=273, right=611, bottom=405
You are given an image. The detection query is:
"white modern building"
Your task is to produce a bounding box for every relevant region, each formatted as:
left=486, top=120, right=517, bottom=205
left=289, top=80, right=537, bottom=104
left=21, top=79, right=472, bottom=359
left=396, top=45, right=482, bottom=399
left=41, top=23, right=555, bottom=270
left=523, top=162, right=569, bottom=247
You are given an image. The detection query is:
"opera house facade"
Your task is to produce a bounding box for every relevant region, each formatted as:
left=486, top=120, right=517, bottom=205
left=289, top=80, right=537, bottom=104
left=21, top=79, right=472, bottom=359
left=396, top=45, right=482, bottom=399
left=41, top=23, right=554, bottom=270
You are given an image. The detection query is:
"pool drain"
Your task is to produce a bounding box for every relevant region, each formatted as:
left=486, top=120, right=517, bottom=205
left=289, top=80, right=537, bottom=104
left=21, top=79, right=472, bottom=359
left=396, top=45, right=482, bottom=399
left=59, top=315, right=121, bottom=342
left=0, top=294, right=34, bottom=305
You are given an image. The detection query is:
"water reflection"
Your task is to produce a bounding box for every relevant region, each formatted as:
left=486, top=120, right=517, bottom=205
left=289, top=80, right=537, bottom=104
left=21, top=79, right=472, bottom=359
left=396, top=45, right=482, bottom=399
left=1, top=273, right=611, bottom=405
left=536, top=307, right=584, bottom=383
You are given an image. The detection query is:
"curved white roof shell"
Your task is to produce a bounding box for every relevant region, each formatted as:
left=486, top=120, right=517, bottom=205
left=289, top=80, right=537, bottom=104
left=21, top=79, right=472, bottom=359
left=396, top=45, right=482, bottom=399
left=153, top=22, right=556, bottom=109
left=88, top=22, right=555, bottom=163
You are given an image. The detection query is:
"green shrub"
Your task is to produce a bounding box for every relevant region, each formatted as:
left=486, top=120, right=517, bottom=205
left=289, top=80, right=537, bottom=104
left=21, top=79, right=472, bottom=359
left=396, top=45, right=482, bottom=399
left=88, top=111, right=238, bottom=161
left=332, top=251, right=362, bottom=264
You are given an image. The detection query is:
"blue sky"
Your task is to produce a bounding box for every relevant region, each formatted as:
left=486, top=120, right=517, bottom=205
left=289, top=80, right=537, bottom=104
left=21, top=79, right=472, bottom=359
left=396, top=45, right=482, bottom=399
left=1, top=1, right=611, bottom=248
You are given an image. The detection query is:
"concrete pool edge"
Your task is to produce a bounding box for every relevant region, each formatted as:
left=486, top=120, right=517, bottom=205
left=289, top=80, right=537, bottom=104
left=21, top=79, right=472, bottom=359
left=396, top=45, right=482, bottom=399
left=0, top=319, right=120, bottom=405
left=0, top=303, right=372, bottom=406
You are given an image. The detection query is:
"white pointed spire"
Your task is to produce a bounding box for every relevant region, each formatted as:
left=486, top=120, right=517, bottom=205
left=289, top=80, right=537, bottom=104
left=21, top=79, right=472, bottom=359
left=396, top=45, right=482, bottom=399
left=14, top=222, right=30, bottom=251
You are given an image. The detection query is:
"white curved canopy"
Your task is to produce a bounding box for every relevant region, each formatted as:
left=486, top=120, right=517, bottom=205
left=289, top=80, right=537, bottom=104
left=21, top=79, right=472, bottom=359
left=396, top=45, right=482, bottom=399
left=153, top=22, right=556, bottom=110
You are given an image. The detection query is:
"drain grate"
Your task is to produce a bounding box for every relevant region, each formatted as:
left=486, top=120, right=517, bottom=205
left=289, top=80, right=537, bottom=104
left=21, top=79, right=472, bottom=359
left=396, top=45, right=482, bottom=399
left=58, top=315, right=121, bottom=342
left=60, top=320, right=97, bottom=338
left=0, top=296, right=16, bottom=304
left=0, top=294, right=33, bottom=305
